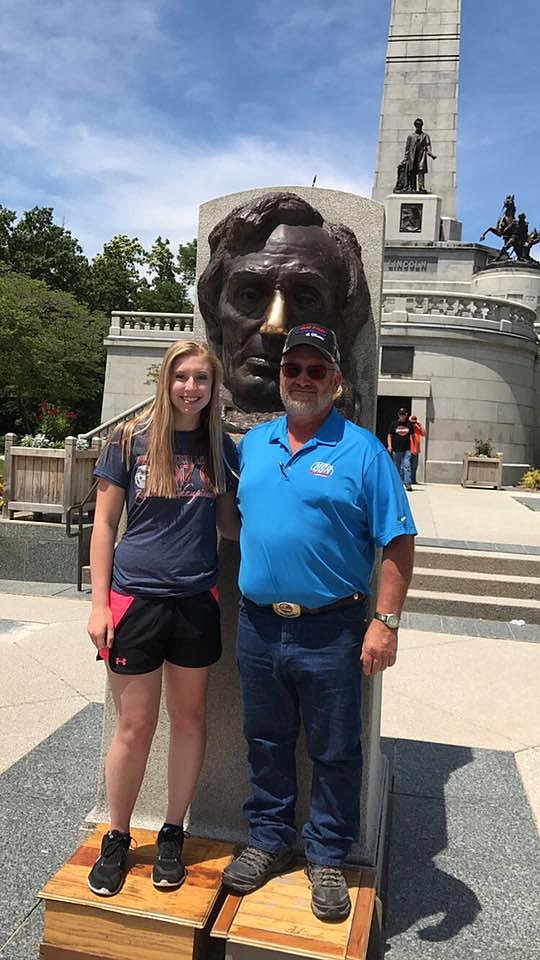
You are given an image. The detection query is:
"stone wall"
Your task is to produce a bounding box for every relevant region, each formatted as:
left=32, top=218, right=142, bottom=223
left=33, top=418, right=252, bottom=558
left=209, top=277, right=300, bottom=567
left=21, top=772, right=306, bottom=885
left=100, top=313, right=195, bottom=422
left=0, top=519, right=80, bottom=583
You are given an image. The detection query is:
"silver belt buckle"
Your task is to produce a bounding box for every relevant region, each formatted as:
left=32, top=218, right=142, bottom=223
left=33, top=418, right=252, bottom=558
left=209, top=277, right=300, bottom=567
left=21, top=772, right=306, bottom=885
left=272, top=601, right=302, bottom=618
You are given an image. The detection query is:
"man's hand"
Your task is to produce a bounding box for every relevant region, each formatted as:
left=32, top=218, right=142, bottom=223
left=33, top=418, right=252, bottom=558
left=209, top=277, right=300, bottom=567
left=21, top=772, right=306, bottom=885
left=360, top=618, right=398, bottom=675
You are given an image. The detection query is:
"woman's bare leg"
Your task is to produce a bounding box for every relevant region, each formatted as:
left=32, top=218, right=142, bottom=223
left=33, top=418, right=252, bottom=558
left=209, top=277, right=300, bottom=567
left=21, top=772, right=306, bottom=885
left=163, top=663, right=210, bottom=826
left=106, top=666, right=163, bottom=833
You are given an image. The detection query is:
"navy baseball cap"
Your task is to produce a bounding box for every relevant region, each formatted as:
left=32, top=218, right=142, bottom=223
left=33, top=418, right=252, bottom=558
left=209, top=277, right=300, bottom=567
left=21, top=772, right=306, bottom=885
left=282, top=324, right=340, bottom=365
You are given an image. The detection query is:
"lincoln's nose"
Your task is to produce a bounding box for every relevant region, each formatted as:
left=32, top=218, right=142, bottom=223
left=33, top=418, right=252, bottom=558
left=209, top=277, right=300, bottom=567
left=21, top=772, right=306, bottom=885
left=259, top=288, right=287, bottom=334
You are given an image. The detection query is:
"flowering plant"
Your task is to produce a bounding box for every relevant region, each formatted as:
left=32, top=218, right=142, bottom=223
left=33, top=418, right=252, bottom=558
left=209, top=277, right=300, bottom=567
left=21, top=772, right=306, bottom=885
left=20, top=433, right=63, bottom=449
left=471, top=438, right=495, bottom=457
left=37, top=402, right=77, bottom=442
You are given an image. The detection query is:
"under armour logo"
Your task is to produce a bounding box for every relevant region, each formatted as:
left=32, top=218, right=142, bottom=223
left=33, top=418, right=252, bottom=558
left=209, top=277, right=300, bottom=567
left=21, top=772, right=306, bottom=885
left=115, top=657, right=127, bottom=666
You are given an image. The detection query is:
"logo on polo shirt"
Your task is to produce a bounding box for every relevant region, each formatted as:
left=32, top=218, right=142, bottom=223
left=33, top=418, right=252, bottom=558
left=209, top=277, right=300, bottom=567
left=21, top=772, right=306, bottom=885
left=310, top=461, right=334, bottom=477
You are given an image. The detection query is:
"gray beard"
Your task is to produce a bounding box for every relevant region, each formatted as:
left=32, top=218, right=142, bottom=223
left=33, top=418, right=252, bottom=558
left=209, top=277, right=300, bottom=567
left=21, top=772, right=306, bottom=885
left=280, top=386, right=335, bottom=422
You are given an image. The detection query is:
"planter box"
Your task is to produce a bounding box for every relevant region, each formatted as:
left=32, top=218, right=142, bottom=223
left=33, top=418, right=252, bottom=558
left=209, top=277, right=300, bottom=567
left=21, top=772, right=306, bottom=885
left=2, top=433, right=103, bottom=522
left=461, top=454, right=503, bottom=489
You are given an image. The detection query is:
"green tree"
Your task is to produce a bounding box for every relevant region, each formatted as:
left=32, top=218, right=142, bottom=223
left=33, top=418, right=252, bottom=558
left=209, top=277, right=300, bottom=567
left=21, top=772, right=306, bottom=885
left=0, top=204, right=16, bottom=268
left=177, top=239, right=197, bottom=287
left=147, top=236, right=177, bottom=284
left=0, top=273, right=108, bottom=434
left=8, top=206, right=90, bottom=299
left=137, top=235, right=193, bottom=313
left=89, top=235, right=147, bottom=314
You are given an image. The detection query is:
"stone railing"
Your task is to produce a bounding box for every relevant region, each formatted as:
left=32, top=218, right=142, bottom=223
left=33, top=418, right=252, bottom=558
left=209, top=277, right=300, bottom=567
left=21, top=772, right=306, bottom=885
left=108, top=311, right=195, bottom=338
left=382, top=291, right=537, bottom=340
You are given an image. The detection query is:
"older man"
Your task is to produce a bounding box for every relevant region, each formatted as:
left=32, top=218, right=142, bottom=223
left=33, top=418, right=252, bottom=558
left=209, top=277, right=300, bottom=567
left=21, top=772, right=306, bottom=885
left=222, top=324, right=416, bottom=921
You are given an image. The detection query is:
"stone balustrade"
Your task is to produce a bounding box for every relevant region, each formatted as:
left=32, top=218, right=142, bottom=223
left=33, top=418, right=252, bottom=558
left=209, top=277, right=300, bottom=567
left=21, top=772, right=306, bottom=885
left=382, top=291, right=537, bottom=340
left=109, top=311, right=195, bottom=338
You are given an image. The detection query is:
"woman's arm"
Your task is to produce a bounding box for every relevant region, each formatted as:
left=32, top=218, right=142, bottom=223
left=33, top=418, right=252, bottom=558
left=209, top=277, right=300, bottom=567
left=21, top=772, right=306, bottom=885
left=216, top=490, right=241, bottom=541
left=87, top=479, right=126, bottom=652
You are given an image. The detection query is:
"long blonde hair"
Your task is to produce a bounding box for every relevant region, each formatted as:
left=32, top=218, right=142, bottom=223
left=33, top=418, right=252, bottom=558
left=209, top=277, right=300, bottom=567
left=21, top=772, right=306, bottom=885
left=117, top=340, right=226, bottom=497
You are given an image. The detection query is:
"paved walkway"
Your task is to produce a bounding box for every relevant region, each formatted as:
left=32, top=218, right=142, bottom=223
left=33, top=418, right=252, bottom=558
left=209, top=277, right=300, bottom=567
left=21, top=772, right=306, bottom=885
left=0, top=484, right=539, bottom=958
left=411, top=481, right=540, bottom=547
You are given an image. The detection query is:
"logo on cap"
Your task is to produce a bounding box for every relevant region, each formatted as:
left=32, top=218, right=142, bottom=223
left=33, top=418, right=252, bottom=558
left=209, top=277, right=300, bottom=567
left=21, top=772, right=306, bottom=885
left=282, top=324, right=340, bottom=364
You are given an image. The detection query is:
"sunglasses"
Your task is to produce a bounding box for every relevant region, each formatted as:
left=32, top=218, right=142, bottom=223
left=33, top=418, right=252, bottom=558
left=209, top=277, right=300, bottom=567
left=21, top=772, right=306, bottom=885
left=280, top=362, right=334, bottom=381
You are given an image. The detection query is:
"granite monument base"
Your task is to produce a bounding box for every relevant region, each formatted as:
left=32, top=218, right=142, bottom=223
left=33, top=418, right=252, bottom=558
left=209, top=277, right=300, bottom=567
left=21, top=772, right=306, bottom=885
left=385, top=193, right=442, bottom=244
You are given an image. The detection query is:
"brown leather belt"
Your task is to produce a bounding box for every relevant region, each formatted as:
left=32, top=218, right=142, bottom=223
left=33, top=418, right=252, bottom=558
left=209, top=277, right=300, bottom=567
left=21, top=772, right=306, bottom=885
left=243, top=593, right=366, bottom=619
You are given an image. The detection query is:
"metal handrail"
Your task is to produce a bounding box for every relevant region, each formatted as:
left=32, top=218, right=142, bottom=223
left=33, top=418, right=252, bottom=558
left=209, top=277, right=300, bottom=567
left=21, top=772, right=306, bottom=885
left=78, top=396, right=154, bottom=442
left=66, top=478, right=99, bottom=591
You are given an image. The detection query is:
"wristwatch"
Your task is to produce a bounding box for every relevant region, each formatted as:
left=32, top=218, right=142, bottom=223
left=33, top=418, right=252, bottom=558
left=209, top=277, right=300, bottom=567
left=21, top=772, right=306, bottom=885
left=374, top=612, right=401, bottom=630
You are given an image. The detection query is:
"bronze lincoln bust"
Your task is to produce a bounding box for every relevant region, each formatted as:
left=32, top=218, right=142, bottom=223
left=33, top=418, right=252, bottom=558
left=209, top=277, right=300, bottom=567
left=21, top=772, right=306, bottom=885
left=197, top=192, right=370, bottom=422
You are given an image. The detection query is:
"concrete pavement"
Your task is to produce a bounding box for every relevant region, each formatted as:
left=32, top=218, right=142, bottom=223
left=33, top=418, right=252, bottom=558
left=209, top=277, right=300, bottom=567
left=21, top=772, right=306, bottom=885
left=0, top=484, right=539, bottom=958
left=410, top=481, right=540, bottom=547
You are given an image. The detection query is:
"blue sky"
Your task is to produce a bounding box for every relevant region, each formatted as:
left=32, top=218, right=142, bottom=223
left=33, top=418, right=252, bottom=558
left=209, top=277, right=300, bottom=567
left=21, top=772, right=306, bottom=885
left=1, top=0, right=538, bottom=257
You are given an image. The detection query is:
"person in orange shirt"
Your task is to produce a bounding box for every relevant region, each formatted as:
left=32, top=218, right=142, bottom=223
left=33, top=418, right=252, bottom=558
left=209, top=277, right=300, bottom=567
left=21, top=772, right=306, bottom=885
left=409, top=415, right=426, bottom=485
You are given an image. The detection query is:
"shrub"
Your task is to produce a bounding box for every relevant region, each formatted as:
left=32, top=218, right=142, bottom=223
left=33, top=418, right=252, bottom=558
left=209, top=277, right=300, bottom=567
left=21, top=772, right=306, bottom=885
left=520, top=468, right=540, bottom=491
left=473, top=438, right=495, bottom=457
left=37, top=401, right=77, bottom=442
left=21, top=434, right=65, bottom=448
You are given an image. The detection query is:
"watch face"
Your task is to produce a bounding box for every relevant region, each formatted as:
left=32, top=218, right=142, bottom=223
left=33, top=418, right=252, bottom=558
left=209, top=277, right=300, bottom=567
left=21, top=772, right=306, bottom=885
left=386, top=614, right=400, bottom=629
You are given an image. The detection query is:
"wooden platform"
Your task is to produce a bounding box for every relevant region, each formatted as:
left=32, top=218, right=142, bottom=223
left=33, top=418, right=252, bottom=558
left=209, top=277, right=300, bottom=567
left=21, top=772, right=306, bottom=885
left=38, top=825, right=234, bottom=960
left=212, top=863, right=380, bottom=960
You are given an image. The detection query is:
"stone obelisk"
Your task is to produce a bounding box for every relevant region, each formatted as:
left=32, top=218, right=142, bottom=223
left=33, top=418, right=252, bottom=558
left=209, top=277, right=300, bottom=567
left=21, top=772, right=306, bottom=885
left=372, top=0, right=461, bottom=223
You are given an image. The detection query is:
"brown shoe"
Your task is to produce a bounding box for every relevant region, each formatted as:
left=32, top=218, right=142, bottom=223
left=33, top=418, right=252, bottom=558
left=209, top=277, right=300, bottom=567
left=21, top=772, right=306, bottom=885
left=305, top=862, right=351, bottom=921
left=222, top=846, right=295, bottom=894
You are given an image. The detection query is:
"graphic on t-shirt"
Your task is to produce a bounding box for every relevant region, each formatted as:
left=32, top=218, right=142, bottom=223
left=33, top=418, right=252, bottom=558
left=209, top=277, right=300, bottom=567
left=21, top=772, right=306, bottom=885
left=133, top=454, right=214, bottom=501
left=134, top=464, right=148, bottom=490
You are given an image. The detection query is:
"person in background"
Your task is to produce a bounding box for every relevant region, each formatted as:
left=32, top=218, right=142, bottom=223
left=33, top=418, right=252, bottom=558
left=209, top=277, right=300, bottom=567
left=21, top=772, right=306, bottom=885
left=387, top=407, right=414, bottom=491
left=409, top=414, right=426, bottom=485
left=86, top=341, right=239, bottom=897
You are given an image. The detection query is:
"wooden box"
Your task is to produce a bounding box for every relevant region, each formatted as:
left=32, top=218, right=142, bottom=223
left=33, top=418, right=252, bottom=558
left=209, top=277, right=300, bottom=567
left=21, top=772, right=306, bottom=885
left=3, top=434, right=103, bottom=521
left=212, top=861, right=380, bottom=960
left=461, top=454, right=503, bottom=490
left=39, top=825, right=234, bottom=960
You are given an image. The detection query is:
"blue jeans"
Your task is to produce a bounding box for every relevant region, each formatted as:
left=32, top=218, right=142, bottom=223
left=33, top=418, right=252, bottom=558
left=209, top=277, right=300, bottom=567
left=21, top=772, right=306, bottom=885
left=393, top=449, right=412, bottom=486
left=237, top=600, right=366, bottom=865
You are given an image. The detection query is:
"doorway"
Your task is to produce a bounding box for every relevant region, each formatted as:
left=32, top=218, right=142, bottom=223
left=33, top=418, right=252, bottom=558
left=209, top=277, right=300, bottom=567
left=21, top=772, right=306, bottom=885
left=376, top=396, right=412, bottom=446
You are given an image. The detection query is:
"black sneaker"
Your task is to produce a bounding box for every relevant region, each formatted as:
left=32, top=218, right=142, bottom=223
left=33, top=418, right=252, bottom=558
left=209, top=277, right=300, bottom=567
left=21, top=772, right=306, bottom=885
left=222, top=846, right=295, bottom=894
left=88, top=830, right=131, bottom=896
left=152, top=824, right=186, bottom=888
left=305, top=862, right=351, bottom=921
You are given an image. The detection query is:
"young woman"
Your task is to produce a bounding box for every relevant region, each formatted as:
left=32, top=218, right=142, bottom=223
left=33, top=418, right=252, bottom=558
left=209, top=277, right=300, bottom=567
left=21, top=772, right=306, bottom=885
left=87, top=341, right=239, bottom=896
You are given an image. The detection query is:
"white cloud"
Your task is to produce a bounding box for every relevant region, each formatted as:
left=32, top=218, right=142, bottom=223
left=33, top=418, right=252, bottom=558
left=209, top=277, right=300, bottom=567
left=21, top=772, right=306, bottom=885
left=2, top=119, right=372, bottom=255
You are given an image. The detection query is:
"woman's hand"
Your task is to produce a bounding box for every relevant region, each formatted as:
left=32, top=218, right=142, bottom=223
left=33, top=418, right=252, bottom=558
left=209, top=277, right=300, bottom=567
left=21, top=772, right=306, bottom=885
left=87, top=605, right=114, bottom=653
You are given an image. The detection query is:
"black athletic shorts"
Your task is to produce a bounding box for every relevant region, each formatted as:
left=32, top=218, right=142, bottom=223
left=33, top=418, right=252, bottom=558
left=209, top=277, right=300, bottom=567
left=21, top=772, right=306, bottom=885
left=100, top=587, right=221, bottom=675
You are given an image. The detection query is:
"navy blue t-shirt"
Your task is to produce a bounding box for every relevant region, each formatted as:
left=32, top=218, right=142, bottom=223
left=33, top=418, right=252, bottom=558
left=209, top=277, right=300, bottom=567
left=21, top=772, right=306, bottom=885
left=94, top=427, right=237, bottom=598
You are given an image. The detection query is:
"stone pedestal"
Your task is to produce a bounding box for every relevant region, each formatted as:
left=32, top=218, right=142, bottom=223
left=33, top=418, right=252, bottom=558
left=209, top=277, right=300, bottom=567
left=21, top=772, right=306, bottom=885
left=440, top=215, right=463, bottom=241
left=92, top=186, right=388, bottom=873
left=385, top=193, right=442, bottom=244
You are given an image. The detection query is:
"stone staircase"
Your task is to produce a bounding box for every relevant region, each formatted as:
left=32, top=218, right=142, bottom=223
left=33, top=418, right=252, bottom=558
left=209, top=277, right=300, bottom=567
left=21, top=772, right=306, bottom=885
left=406, top=544, right=540, bottom=625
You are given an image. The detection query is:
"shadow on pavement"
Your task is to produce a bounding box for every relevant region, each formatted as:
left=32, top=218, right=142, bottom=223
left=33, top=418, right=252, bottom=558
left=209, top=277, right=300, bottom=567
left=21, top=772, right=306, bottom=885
left=382, top=738, right=481, bottom=950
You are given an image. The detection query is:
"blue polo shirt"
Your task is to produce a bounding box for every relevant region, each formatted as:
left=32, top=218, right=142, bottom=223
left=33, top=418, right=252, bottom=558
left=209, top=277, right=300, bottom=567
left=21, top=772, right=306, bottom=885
left=237, top=408, right=417, bottom=607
